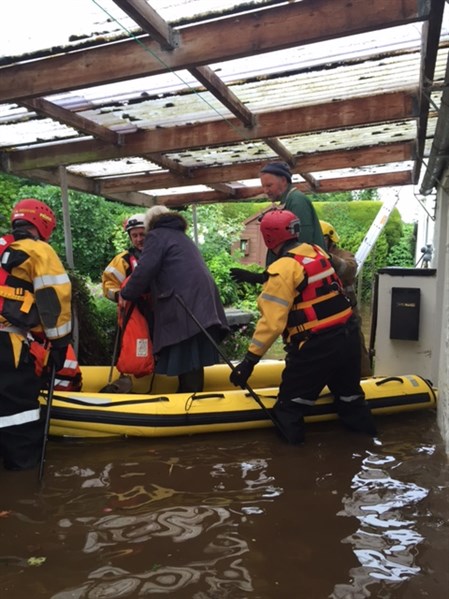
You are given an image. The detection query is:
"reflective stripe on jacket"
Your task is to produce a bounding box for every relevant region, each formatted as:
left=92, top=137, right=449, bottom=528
left=0, top=407, right=41, bottom=429
left=248, top=243, right=352, bottom=358
left=0, top=234, right=72, bottom=341
left=102, top=249, right=139, bottom=301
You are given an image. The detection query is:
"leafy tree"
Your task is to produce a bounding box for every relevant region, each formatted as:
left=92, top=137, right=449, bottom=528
left=4, top=182, right=133, bottom=280
left=310, top=189, right=379, bottom=203
left=70, top=271, right=116, bottom=365
left=182, top=203, right=262, bottom=309
left=0, top=173, right=33, bottom=231
left=0, top=172, right=417, bottom=358
left=386, top=223, right=416, bottom=267
left=184, top=204, right=241, bottom=263
left=313, top=200, right=404, bottom=256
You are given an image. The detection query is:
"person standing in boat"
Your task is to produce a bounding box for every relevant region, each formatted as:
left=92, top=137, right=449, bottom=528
left=229, top=208, right=377, bottom=444
left=230, top=161, right=325, bottom=285
left=102, top=213, right=152, bottom=392
left=120, top=206, right=229, bottom=393
left=103, top=213, right=147, bottom=303
left=0, top=198, right=72, bottom=470
left=320, top=220, right=373, bottom=377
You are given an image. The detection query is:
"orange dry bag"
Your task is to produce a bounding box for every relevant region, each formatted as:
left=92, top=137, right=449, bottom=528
left=116, top=299, right=154, bottom=378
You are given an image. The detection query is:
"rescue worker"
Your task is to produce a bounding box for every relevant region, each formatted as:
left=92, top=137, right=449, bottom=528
left=231, top=161, right=325, bottom=284
left=102, top=213, right=151, bottom=392
left=320, top=220, right=373, bottom=377
left=229, top=209, right=377, bottom=444
left=102, top=213, right=146, bottom=303
left=0, top=198, right=72, bottom=470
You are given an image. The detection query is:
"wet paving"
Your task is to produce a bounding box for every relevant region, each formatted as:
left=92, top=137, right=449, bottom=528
left=1, top=410, right=448, bottom=599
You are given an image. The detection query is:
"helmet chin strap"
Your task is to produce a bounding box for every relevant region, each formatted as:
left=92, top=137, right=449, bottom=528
left=12, top=222, right=41, bottom=241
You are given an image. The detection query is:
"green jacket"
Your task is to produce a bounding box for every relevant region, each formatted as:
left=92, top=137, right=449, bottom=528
left=266, top=185, right=325, bottom=266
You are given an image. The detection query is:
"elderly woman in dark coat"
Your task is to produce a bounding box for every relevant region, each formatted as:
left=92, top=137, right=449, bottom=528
left=120, top=206, right=229, bottom=392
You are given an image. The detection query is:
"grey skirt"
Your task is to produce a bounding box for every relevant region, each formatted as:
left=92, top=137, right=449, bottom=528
left=154, top=328, right=221, bottom=376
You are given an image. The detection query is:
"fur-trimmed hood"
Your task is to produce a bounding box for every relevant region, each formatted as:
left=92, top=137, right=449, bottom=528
left=147, top=211, right=188, bottom=233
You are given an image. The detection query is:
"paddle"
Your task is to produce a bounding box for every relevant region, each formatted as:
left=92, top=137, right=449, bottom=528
left=174, top=293, right=289, bottom=440
left=38, top=361, right=57, bottom=482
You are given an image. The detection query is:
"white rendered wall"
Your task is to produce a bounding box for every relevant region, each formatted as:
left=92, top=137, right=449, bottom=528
left=373, top=269, right=436, bottom=381
left=434, top=179, right=449, bottom=455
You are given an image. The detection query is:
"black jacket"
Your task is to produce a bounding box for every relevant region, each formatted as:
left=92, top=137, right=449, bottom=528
left=121, top=213, right=229, bottom=353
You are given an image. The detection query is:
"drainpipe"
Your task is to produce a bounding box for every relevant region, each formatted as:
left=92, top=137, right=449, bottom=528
left=420, top=52, right=449, bottom=195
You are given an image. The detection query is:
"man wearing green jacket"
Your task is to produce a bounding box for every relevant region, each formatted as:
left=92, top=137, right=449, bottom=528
left=259, top=161, right=324, bottom=265
left=231, top=161, right=324, bottom=283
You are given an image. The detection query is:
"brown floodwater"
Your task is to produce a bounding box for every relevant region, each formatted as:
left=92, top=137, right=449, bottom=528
left=1, top=409, right=448, bottom=599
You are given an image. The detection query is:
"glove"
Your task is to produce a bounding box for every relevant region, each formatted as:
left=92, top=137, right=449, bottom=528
left=230, top=352, right=260, bottom=388
left=117, top=292, right=127, bottom=309
left=230, top=268, right=266, bottom=285
left=49, top=345, right=68, bottom=372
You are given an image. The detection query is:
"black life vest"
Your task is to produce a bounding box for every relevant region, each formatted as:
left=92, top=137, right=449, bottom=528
left=0, top=234, right=37, bottom=328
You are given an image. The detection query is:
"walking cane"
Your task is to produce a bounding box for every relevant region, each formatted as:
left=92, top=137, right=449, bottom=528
left=174, top=294, right=289, bottom=441
left=106, top=324, right=121, bottom=387
left=38, top=361, right=57, bottom=482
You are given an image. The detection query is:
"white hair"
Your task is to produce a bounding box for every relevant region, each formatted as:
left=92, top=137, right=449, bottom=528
left=144, top=205, right=170, bottom=231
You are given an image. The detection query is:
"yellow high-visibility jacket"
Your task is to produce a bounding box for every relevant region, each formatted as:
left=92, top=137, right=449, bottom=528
left=102, top=249, right=139, bottom=302
left=0, top=235, right=72, bottom=343
left=248, top=243, right=352, bottom=357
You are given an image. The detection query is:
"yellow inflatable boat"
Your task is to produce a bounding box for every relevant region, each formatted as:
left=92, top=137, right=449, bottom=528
left=39, top=361, right=437, bottom=438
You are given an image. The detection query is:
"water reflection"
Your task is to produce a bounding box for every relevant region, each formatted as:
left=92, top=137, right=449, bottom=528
left=332, top=444, right=431, bottom=598
left=49, top=456, right=280, bottom=598
left=1, top=415, right=448, bottom=599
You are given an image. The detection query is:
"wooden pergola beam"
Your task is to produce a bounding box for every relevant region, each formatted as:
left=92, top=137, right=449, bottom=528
left=112, top=0, right=179, bottom=50
left=95, top=142, right=415, bottom=193
left=22, top=142, right=415, bottom=202
left=20, top=98, right=123, bottom=146
left=4, top=92, right=418, bottom=172
left=158, top=171, right=413, bottom=207
left=0, top=0, right=427, bottom=102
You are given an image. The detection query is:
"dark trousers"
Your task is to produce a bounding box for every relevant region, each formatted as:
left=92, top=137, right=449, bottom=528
left=273, top=318, right=377, bottom=443
left=0, top=333, right=44, bottom=470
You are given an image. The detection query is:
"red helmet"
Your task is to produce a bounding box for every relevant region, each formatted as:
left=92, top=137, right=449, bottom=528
left=259, top=209, right=300, bottom=249
left=11, top=198, right=56, bottom=241
left=124, top=213, right=145, bottom=234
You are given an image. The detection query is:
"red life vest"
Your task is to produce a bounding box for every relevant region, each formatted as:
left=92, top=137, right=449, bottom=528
left=116, top=277, right=154, bottom=378
left=128, top=254, right=138, bottom=271
left=285, top=245, right=352, bottom=345
left=29, top=340, right=83, bottom=391
left=54, top=344, right=83, bottom=391
left=0, top=235, right=14, bottom=317
left=28, top=339, right=47, bottom=377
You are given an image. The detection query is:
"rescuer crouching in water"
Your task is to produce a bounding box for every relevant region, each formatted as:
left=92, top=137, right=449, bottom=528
left=229, top=209, right=377, bottom=444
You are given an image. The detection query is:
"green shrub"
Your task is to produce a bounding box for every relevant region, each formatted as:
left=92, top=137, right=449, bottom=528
left=220, top=318, right=257, bottom=361
left=70, top=272, right=116, bottom=365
